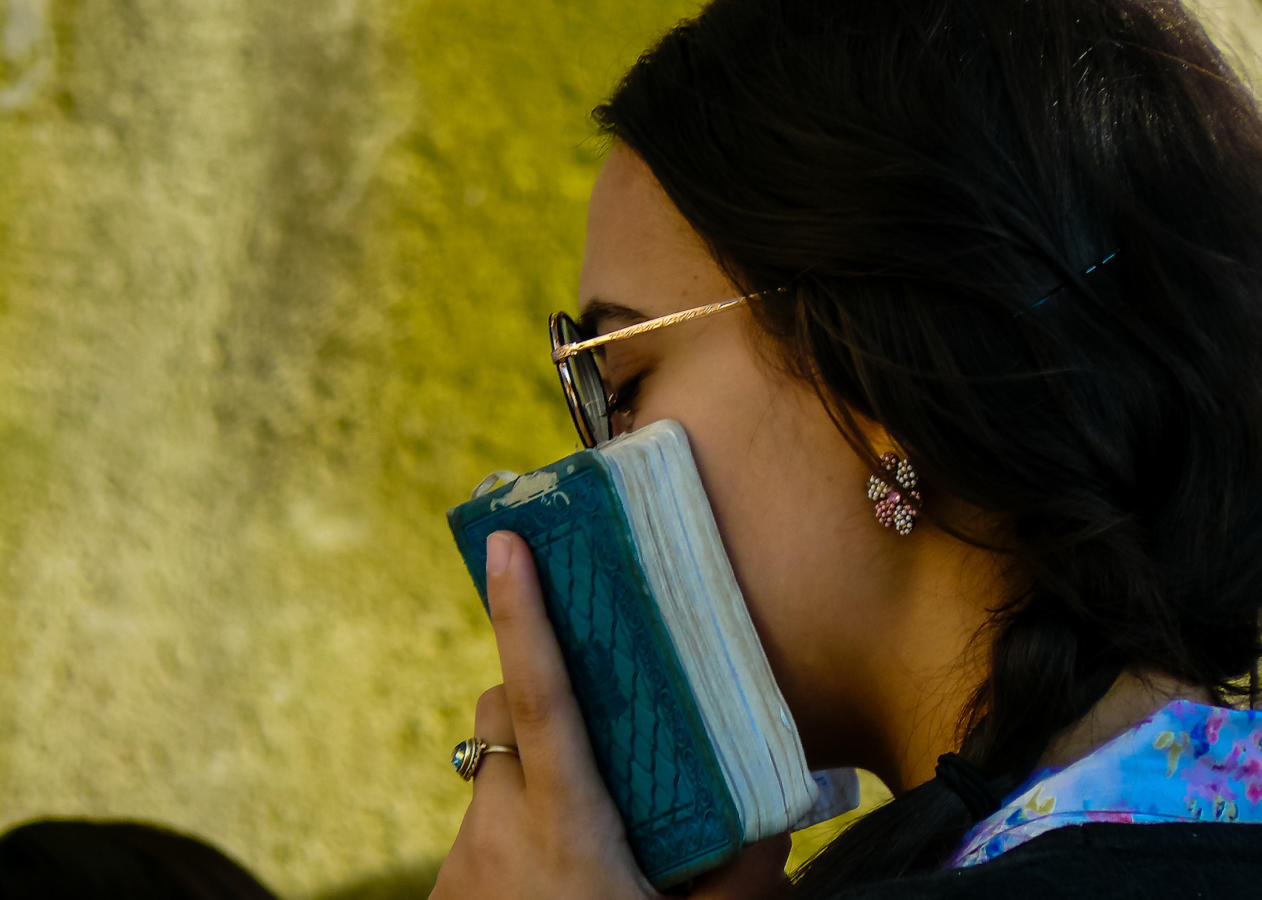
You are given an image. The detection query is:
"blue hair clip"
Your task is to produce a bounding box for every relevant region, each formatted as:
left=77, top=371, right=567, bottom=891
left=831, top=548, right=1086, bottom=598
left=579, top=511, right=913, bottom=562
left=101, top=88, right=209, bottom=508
left=1029, top=250, right=1119, bottom=310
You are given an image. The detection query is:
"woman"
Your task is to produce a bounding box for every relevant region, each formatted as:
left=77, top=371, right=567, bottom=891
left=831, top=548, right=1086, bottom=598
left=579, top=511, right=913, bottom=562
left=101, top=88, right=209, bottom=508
left=433, top=0, right=1262, bottom=896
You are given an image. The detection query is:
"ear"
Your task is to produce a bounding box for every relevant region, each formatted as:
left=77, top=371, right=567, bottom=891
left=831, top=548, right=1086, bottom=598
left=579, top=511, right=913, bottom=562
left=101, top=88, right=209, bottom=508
left=822, top=403, right=906, bottom=475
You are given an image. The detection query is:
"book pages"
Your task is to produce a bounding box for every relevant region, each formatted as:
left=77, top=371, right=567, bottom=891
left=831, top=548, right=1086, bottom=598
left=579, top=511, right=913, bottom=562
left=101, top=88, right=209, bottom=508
left=603, top=421, right=819, bottom=841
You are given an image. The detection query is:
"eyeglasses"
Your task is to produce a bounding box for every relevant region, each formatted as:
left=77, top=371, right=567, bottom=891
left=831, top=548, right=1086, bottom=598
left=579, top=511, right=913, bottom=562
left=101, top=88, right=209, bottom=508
left=549, top=287, right=785, bottom=448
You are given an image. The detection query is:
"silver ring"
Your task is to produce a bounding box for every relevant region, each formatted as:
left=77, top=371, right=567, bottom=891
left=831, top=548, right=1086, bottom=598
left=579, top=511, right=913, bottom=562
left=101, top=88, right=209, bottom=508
left=451, top=737, right=519, bottom=781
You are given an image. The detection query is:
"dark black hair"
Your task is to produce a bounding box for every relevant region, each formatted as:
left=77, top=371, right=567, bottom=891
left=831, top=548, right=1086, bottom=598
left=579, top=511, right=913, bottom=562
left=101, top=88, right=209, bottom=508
left=0, top=818, right=279, bottom=899
left=595, top=0, right=1262, bottom=890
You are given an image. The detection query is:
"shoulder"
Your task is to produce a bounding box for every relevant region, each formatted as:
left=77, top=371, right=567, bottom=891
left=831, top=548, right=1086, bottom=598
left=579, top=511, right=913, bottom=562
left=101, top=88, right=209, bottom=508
left=835, top=823, right=1262, bottom=899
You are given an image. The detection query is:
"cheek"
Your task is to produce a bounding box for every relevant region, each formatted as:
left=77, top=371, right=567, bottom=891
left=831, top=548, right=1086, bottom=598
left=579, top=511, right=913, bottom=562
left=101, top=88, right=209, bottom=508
left=640, top=348, right=874, bottom=651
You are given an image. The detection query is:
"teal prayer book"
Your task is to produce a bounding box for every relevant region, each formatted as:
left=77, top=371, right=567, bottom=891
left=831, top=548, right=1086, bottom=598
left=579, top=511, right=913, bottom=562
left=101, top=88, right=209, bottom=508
left=447, top=420, right=838, bottom=889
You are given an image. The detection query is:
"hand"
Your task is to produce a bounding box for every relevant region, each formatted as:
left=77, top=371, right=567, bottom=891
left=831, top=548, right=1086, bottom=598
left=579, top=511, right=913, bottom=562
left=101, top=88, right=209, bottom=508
left=430, top=531, right=791, bottom=900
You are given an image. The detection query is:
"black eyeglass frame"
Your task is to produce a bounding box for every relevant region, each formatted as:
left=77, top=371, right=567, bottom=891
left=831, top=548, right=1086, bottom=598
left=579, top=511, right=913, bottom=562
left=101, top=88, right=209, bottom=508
left=549, top=310, right=611, bottom=449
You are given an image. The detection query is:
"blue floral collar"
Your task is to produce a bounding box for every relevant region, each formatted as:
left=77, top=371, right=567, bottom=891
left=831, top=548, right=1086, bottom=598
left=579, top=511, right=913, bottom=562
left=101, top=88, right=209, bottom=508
left=949, top=699, right=1262, bottom=868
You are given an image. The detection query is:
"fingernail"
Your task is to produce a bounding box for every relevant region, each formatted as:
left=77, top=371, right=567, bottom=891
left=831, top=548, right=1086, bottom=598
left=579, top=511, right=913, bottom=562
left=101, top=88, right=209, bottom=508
left=486, top=532, right=512, bottom=578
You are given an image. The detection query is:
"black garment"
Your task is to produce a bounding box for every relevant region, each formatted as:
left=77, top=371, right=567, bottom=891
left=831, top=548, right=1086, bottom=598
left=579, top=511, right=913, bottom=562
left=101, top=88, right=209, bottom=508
left=839, top=823, right=1262, bottom=898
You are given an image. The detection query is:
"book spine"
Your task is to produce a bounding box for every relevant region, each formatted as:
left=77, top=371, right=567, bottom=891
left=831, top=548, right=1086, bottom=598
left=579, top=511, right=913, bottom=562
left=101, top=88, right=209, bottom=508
left=447, top=454, right=743, bottom=887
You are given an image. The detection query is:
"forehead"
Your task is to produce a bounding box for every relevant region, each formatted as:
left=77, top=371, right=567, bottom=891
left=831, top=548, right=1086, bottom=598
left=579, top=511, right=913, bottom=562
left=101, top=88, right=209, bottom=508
left=578, top=143, right=733, bottom=323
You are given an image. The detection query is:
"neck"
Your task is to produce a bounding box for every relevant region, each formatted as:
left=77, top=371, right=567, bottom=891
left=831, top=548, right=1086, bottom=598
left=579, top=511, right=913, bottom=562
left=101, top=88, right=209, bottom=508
left=871, top=670, right=1213, bottom=796
left=1037, top=670, right=1212, bottom=769
left=863, top=531, right=999, bottom=793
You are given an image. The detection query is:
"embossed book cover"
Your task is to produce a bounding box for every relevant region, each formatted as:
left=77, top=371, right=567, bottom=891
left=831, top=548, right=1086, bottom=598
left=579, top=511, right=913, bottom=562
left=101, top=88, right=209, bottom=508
left=447, top=420, right=847, bottom=888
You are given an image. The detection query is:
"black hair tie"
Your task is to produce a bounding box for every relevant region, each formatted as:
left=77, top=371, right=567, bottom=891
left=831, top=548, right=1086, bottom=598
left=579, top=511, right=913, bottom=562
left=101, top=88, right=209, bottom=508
left=935, top=753, right=1001, bottom=823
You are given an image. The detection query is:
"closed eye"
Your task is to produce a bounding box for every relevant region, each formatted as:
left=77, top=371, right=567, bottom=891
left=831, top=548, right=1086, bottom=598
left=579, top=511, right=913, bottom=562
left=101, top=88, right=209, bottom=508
left=607, top=374, right=643, bottom=415
left=607, top=374, right=643, bottom=437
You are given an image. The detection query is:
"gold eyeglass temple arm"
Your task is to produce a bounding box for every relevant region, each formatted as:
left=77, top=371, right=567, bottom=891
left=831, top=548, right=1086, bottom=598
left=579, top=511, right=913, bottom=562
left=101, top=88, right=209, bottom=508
left=551, top=288, right=784, bottom=363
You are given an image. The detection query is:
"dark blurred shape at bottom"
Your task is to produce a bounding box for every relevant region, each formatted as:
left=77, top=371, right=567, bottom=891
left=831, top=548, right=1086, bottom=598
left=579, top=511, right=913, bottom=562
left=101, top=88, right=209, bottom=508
left=0, top=818, right=278, bottom=900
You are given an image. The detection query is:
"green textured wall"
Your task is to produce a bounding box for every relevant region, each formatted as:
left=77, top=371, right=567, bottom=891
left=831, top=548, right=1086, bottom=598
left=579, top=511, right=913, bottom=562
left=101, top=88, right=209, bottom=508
left=0, top=1, right=700, bottom=896
left=1, top=1, right=1258, bottom=897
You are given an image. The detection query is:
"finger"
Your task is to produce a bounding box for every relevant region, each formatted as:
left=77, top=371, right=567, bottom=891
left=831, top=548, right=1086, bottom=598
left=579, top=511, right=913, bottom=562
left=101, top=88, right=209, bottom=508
left=484, top=531, right=606, bottom=807
left=468, top=685, right=523, bottom=796
left=689, top=833, right=791, bottom=900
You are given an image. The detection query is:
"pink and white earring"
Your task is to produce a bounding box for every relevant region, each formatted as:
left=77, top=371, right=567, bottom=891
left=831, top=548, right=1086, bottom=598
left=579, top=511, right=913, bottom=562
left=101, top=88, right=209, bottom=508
left=867, top=452, right=923, bottom=536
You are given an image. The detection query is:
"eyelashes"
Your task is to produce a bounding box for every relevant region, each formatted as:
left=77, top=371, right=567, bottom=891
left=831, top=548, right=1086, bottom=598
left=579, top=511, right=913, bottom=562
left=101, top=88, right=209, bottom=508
left=607, top=374, right=643, bottom=415
left=607, top=374, right=643, bottom=434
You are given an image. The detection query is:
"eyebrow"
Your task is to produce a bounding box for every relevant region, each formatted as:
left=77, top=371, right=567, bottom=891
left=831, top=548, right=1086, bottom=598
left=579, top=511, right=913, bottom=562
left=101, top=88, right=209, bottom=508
left=577, top=298, right=650, bottom=338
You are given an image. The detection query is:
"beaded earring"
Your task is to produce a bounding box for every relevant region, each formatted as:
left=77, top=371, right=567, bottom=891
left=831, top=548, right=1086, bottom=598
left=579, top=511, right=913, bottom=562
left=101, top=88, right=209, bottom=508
left=867, top=452, right=923, bottom=536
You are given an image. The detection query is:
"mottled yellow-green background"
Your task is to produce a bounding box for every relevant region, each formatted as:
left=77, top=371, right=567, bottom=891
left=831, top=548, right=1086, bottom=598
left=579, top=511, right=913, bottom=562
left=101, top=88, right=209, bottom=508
left=0, top=1, right=1258, bottom=897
